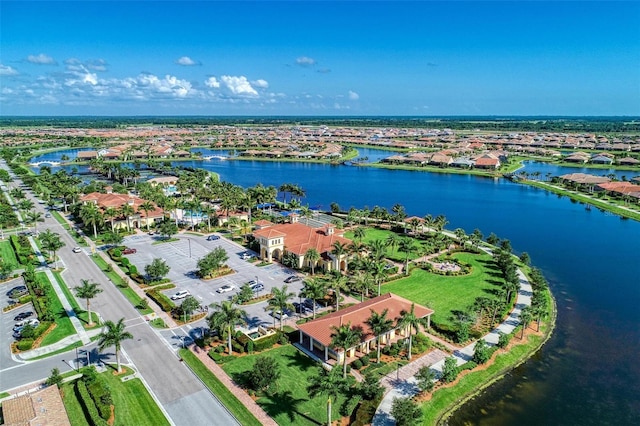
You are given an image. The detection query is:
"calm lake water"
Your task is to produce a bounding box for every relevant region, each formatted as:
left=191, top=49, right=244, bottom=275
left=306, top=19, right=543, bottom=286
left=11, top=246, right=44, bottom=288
left=32, top=148, right=640, bottom=424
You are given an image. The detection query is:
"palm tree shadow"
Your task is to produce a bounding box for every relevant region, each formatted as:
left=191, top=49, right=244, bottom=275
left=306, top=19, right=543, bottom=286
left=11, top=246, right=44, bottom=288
left=260, top=390, right=313, bottom=424
left=285, top=348, right=314, bottom=371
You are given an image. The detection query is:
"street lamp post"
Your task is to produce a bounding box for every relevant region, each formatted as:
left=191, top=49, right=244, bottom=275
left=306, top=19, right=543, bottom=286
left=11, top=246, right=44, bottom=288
left=188, top=239, right=192, bottom=258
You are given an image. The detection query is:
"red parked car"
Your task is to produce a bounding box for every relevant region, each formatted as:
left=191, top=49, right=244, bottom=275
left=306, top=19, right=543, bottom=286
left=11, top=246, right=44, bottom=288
left=122, top=248, right=137, bottom=255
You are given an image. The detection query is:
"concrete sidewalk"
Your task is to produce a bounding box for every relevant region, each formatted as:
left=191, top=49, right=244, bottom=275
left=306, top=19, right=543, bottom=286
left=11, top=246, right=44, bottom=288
left=373, top=268, right=534, bottom=425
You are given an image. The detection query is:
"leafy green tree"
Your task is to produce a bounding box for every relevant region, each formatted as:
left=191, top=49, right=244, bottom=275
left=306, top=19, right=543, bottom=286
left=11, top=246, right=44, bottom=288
left=0, top=259, right=13, bottom=280
left=359, top=373, right=384, bottom=400
left=472, top=338, right=491, bottom=364
left=46, top=367, right=63, bottom=386
left=330, top=322, right=362, bottom=378
left=365, top=308, right=394, bottom=363
left=197, top=247, right=229, bottom=277
left=159, top=220, right=178, bottom=240
left=307, top=366, right=348, bottom=426
left=497, top=331, right=511, bottom=348
left=139, top=200, right=156, bottom=231
left=415, top=365, right=436, bottom=392
left=398, top=237, right=417, bottom=276
left=390, top=397, right=422, bottom=426
left=234, top=283, right=255, bottom=304
left=80, top=202, right=103, bottom=238
left=39, top=230, right=65, bottom=268
left=97, top=318, right=133, bottom=373
left=249, top=356, right=280, bottom=393
left=180, top=296, right=200, bottom=322
left=75, top=279, right=102, bottom=326
left=519, top=306, right=534, bottom=339
left=353, top=227, right=366, bottom=242
left=207, top=300, right=246, bottom=354
left=145, top=258, right=170, bottom=282
left=519, top=251, right=531, bottom=266
left=441, top=356, right=459, bottom=383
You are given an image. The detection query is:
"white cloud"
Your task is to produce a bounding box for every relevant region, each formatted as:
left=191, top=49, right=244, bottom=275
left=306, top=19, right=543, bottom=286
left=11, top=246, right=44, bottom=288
left=296, top=56, right=316, bottom=67
left=27, top=53, right=57, bottom=65
left=205, top=76, right=220, bottom=88
left=348, top=90, right=359, bottom=101
left=220, top=75, right=258, bottom=96
left=176, top=56, right=200, bottom=66
left=0, top=64, right=19, bottom=76
left=253, top=79, right=268, bottom=89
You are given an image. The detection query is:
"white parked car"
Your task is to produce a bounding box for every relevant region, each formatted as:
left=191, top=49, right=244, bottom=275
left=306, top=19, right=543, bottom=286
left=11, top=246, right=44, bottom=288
left=72, top=247, right=82, bottom=253
left=170, top=290, right=191, bottom=300
left=216, top=284, right=237, bottom=294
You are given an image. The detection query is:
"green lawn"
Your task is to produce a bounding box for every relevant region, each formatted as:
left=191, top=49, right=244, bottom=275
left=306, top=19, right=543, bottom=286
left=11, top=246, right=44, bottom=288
left=220, top=345, right=349, bottom=426
left=0, top=240, right=19, bottom=269
left=343, top=227, right=425, bottom=261
left=61, top=367, right=170, bottom=426
left=52, top=272, right=100, bottom=326
left=178, top=349, right=262, bottom=426
left=35, top=272, right=76, bottom=346
left=383, top=252, right=501, bottom=327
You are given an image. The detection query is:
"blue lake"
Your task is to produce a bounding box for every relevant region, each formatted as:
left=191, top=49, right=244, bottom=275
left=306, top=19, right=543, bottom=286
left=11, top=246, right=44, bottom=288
left=31, top=150, right=640, bottom=424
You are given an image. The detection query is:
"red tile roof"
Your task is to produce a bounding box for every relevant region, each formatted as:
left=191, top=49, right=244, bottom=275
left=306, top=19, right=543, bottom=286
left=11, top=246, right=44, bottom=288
left=253, top=222, right=351, bottom=256
left=79, top=192, right=163, bottom=217
left=298, top=293, right=433, bottom=347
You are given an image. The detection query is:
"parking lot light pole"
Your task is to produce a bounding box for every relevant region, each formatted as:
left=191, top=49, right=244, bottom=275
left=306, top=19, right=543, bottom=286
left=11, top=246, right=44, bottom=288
left=188, top=239, right=192, bottom=258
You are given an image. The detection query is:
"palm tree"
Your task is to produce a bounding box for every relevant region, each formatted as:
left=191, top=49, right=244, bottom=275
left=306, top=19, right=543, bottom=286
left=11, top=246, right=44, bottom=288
left=119, top=203, right=135, bottom=232
left=267, top=285, right=295, bottom=330
left=25, top=210, right=43, bottom=233
left=307, top=367, right=347, bottom=426
left=207, top=301, right=246, bottom=354
left=103, top=207, right=119, bottom=232
left=353, top=227, right=366, bottom=242
left=398, top=237, right=417, bottom=276
left=330, top=322, right=362, bottom=378
left=305, top=248, right=321, bottom=275
left=331, top=241, right=349, bottom=272
left=519, top=306, right=534, bottom=339
left=368, top=239, right=387, bottom=262
left=139, top=200, right=156, bottom=231
left=299, top=278, right=327, bottom=319
left=75, top=279, right=103, bottom=326
left=80, top=202, right=103, bottom=238
left=330, top=272, right=350, bottom=311
left=97, top=318, right=133, bottom=373
left=365, top=308, right=394, bottom=363
left=40, top=230, right=65, bottom=268
left=350, top=271, right=373, bottom=302
left=398, top=303, right=429, bottom=361
left=385, top=233, right=401, bottom=256
left=369, top=260, right=390, bottom=296
left=434, top=214, right=448, bottom=232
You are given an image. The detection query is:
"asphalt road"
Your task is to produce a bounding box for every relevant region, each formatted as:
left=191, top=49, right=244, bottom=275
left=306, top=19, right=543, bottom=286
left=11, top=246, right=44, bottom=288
left=0, top=161, right=239, bottom=426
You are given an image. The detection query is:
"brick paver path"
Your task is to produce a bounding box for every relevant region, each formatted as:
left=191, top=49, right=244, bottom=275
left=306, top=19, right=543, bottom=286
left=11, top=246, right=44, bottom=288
left=188, top=345, right=278, bottom=426
left=379, top=349, right=448, bottom=393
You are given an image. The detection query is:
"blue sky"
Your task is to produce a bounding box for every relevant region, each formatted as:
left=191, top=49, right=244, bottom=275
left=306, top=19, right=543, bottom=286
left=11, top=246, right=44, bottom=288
left=1, top=1, right=639, bottom=116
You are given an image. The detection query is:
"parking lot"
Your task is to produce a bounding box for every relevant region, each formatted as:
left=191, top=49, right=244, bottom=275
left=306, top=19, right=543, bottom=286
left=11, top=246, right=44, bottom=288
left=120, top=233, right=310, bottom=329
left=1, top=278, right=36, bottom=369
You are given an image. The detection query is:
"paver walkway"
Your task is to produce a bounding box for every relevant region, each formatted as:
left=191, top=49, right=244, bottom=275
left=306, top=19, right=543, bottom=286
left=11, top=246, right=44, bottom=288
left=188, top=345, right=278, bottom=426
left=373, top=268, right=533, bottom=425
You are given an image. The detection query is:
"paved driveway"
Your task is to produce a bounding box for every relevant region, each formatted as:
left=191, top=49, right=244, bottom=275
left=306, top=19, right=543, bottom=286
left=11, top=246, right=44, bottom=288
left=121, top=234, right=306, bottom=328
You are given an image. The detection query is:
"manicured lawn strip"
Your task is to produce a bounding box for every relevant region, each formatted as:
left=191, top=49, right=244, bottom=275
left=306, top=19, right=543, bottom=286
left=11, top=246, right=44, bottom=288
left=220, top=344, right=348, bottom=426
left=0, top=240, right=19, bottom=268
left=60, top=381, right=90, bottom=426
left=383, top=252, right=498, bottom=327
left=90, top=254, right=152, bottom=314
left=35, top=272, right=76, bottom=346
left=52, top=272, right=99, bottom=326
left=423, top=333, right=544, bottom=425
left=51, top=210, right=71, bottom=230
left=29, top=340, right=84, bottom=360
left=524, top=180, right=640, bottom=222
left=101, top=372, right=170, bottom=426
left=178, top=348, right=262, bottom=426
left=61, top=369, right=170, bottom=426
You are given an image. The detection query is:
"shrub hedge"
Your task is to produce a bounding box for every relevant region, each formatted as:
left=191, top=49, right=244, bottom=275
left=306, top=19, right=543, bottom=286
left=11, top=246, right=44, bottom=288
left=146, top=289, right=174, bottom=312
left=75, top=380, right=109, bottom=426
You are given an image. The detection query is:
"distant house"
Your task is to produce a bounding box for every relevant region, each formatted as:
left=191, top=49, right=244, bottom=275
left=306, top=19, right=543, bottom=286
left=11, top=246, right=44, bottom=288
left=474, top=155, right=500, bottom=169
left=76, top=150, right=98, bottom=160
left=590, top=155, right=613, bottom=165
left=564, top=152, right=590, bottom=163
left=253, top=220, right=352, bottom=272
left=79, top=190, right=164, bottom=230
left=297, top=293, right=433, bottom=365
left=617, top=157, right=640, bottom=166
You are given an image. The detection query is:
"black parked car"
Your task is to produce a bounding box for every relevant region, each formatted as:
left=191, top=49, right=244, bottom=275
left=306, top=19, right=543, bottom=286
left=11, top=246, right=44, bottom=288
left=7, top=286, right=27, bottom=298
left=14, top=311, right=34, bottom=321
left=284, top=275, right=301, bottom=283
